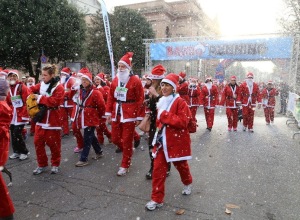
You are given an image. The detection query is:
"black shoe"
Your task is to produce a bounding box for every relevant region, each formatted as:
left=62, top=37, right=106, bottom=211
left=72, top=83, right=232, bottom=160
left=206, top=127, right=212, bottom=131
left=61, top=133, right=69, bottom=138
left=115, top=148, right=122, bottom=153
left=1, top=214, right=14, bottom=220
left=134, top=139, right=140, bottom=149
left=146, top=169, right=152, bottom=180
left=277, top=111, right=282, bottom=114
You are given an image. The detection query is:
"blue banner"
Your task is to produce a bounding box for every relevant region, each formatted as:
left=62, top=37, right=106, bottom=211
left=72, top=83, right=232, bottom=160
left=150, top=37, right=292, bottom=61
left=99, top=0, right=115, bottom=78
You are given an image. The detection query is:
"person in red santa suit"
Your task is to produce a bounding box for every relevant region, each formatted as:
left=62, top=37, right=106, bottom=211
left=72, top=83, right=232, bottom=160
left=26, top=77, right=37, bottom=135
left=145, top=73, right=193, bottom=211
left=177, top=72, right=189, bottom=104
left=261, top=80, right=279, bottom=125
left=94, top=72, right=112, bottom=145
left=30, top=64, right=65, bottom=174
left=188, top=77, right=201, bottom=128
left=0, top=68, right=9, bottom=80
left=199, top=77, right=219, bottom=131
left=6, top=70, right=30, bottom=161
left=106, top=52, right=144, bottom=176
left=59, top=67, right=76, bottom=137
left=69, top=69, right=86, bottom=153
left=0, top=79, right=15, bottom=220
left=220, top=76, right=240, bottom=131
left=236, top=72, right=262, bottom=132
left=69, top=71, right=106, bottom=167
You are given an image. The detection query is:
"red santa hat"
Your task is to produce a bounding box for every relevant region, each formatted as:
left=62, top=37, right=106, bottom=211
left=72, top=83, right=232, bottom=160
left=61, top=67, right=71, bottom=76
left=230, top=75, right=237, bottom=80
left=246, top=72, right=254, bottom=78
left=7, top=69, right=19, bottom=79
left=0, top=69, right=9, bottom=76
left=205, top=76, right=212, bottom=83
left=118, top=52, right=134, bottom=70
left=78, top=67, right=90, bottom=77
left=81, top=71, right=93, bottom=84
left=27, top=77, right=35, bottom=82
left=95, top=72, right=106, bottom=82
left=161, top=73, right=179, bottom=90
left=150, top=64, right=166, bottom=79
left=267, top=80, right=273, bottom=84
left=179, top=72, right=186, bottom=79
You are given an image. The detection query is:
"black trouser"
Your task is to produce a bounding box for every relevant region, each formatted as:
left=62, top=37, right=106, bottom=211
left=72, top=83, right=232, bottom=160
left=280, top=98, right=287, bottom=113
left=10, top=124, right=29, bottom=154
left=80, top=127, right=102, bottom=162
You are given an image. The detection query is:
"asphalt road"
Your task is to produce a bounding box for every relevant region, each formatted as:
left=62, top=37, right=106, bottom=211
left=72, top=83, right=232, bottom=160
left=4, top=108, right=300, bottom=220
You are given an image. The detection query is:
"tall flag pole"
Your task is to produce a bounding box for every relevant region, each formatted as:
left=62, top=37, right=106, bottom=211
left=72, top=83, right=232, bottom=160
left=98, top=0, right=115, bottom=78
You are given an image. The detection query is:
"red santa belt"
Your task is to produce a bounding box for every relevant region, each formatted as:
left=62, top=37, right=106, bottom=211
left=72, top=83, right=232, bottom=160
left=179, top=92, right=188, bottom=95
left=189, top=96, right=198, bottom=97
left=79, top=105, right=97, bottom=109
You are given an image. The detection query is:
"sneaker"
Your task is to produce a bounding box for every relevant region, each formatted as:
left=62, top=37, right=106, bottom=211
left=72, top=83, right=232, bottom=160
left=146, top=168, right=153, bottom=180
left=182, top=184, right=192, bottom=195
left=74, top=147, right=83, bottom=153
left=145, top=200, right=163, bottom=211
left=249, top=129, right=254, bottom=133
left=51, top=166, right=59, bottom=174
left=19, top=154, right=28, bottom=161
left=228, top=127, right=232, bottom=131
left=117, top=167, right=128, bottom=176
left=92, top=151, right=104, bottom=160
left=233, top=128, right=237, bottom=132
left=75, top=161, right=88, bottom=167
left=30, top=132, right=34, bottom=136
left=243, top=126, right=247, bottom=131
left=134, top=139, right=140, bottom=149
left=33, top=167, right=46, bottom=175
left=266, top=123, right=270, bottom=125
left=9, top=153, right=20, bottom=159
left=271, top=121, right=274, bottom=124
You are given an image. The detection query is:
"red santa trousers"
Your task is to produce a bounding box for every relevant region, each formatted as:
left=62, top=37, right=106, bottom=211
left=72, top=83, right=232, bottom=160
left=60, top=107, right=73, bottom=135
left=189, top=106, right=198, bottom=122
left=151, top=149, right=193, bottom=203
left=204, top=107, right=215, bottom=128
left=111, top=115, right=135, bottom=169
left=0, top=173, right=14, bottom=218
left=242, top=105, right=255, bottom=129
left=96, top=118, right=111, bottom=144
left=34, top=125, right=61, bottom=167
left=72, top=122, right=84, bottom=149
left=264, top=107, right=275, bottom=123
left=226, top=108, right=238, bottom=129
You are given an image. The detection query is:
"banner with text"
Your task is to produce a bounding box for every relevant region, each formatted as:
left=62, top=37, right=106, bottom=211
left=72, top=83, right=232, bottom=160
left=150, top=37, right=292, bottom=61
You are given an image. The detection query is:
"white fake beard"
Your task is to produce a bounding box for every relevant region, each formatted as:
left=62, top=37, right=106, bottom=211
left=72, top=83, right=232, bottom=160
left=117, top=69, right=130, bottom=84
left=205, top=82, right=212, bottom=90
left=9, top=80, right=16, bottom=85
left=246, top=79, right=253, bottom=87
left=40, top=81, right=50, bottom=95
left=156, top=94, right=174, bottom=111
left=60, top=75, right=67, bottom=84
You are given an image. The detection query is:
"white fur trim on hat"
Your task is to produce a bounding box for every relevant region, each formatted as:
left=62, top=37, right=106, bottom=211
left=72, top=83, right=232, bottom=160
left=81, top=75, right=93, bottom=84
left=161, top=79, right=176, bottom=90
left=61, top=71, right=70, bottom=75
left=148, top=73, right=165, bottom=80
left=8, top=70, right=19, bottom=78
left=118, top=60, right=131, bottom=70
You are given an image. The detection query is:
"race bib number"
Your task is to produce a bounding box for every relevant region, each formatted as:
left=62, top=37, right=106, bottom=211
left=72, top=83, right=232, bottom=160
left=114, top=87, right=128, bottom=102
left=11, top=95, right=23, bottom=108
left=263, top=98, right=268, bottom=105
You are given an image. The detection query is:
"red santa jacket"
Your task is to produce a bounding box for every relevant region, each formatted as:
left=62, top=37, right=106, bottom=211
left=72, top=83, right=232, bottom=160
left=60, top=76, right=76, bottom=108
left=261, top=88, right=279, bottom=108
left=188, top=84, right=201, bottom=107
left=97, top=85, right=110, bottom=103
left=70, top=86, right=105, bottom=129
left=30, top=82, right=65, bottom=129
left=237, top=82, right=262, bottom=106
left=6, top=82, right=30, bottom=125
left=177, top=80, right=189, bottom=103
left=220, top=84, right=240, bottom=108
left=0, top=101, right=12, bottom=166
left=105, top=75, right=144, bottom=122
left=156, top=94, right=192, bottom=162
left=199, top=84, right=219, bottom=108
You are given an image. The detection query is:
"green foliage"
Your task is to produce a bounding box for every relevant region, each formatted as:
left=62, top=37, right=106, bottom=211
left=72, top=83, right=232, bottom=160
left=0, top=0, right=86, bottom=76
left=87, top=7, right=155, bottom=74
